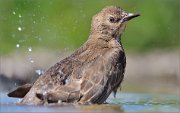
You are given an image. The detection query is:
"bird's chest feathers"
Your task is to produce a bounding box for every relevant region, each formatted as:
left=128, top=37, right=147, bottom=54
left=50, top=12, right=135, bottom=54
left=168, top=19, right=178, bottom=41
left=104, top=47, right=122, bottom=65
left=108, top=38, right=121, bottom=48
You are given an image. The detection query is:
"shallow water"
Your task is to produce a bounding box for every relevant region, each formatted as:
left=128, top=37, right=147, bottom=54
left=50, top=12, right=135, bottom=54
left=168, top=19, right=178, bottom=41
left=0, top=92, right=179, bottom=113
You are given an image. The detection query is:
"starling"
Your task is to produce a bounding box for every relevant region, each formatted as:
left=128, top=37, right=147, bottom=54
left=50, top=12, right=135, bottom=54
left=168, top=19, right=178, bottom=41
left=8, top=6, right=140, bottom=105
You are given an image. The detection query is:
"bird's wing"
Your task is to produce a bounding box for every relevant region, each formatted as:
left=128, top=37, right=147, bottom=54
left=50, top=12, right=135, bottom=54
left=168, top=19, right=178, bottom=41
left=78, top=56, right=113, bottom=104
left=36, top=80, right=81, bottom=103
left=79, top=48, right=126, bottom=104
left=20, top=56, right=82, bottom=104
left=31, top=56, right=80, bottom=89
left=35, top=56, right=108, bottom=104
left=34, top=47, right=101, bottom=103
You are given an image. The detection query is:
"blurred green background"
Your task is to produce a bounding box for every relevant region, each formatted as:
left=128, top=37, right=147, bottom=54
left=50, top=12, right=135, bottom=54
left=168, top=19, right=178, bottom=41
left=0, top=3, right=179, bottom=112
left=0, top=0, right=179, bottom=55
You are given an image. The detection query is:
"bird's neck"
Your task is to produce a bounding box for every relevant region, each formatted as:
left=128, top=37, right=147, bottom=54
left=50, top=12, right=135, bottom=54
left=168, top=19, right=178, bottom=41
left=72, top=34, right=124, bottom=61
left=89, top=33, right=122, bottom=47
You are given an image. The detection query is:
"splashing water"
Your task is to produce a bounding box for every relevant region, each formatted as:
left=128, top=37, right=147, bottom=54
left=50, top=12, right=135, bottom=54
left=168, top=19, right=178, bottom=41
left=16, top=44, right=20, bottom=48
left=27, top=47, right=35, bottom=64
left=18, top=14, right=22, bottom=18
left=35, top=69, right=44, bottom=76
left=30, top=59, right=34, bottom=63
left=18, top=27, right=22, bottom=31
left=28, top=57, right=34, bottom=63
left=13, top=11, right=16, bottom=15
left=28, top=47, right=32, bottom=52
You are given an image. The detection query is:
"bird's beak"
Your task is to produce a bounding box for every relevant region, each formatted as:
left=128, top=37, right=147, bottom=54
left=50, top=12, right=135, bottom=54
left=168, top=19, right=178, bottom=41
left=122, top=13, right=140, bottom=22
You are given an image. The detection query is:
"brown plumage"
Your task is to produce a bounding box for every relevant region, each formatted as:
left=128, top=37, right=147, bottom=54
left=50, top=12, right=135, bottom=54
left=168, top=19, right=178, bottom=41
left=8, top=6, right=140, bottom=105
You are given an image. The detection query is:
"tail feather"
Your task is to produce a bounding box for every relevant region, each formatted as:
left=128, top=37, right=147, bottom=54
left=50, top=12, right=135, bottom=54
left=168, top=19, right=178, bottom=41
left=8, top=84, right=32, bottom=98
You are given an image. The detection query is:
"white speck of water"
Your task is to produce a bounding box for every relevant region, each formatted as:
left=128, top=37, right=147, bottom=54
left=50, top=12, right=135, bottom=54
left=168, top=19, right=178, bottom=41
left=18, top=14, right=22, bottom=18
left=28, top=57, right=34, bottom=63
left=28, top=47, right=32, bottom=52
left=18, top=27, right=22, bottom=31
left=65, top=79, right=70, bottom=84
left=13, top=11, right=16, bottom=15
left=30, top=59, right=34, bottom=63
left=33, top=21, right=36, bottom=24
left=16, top=44, right=20, bottom=48
left=17, top=99, right=22, bottom=103
left=35, top=69, right=44, bottom=76
left=43, top=91, right=47, bottom=96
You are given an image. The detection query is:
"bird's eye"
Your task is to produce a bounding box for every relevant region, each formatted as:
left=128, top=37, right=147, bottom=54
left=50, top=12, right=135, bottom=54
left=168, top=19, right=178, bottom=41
left=109, top=17, right=116, bottom=23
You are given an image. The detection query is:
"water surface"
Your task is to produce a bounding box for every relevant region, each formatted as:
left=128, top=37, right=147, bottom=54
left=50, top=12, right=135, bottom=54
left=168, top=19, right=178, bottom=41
left=0, top=92, right=179, bottom=113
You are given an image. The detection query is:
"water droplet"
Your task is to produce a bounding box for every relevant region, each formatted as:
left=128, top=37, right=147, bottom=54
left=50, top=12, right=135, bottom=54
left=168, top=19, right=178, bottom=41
left=18, top=14, right=22, bottom=18
left=18, top=99, right=22, bottom=103
left=28, top=57, right=34, bottom=63
left=16, top=44, right=20, bottom=48
left=28, top=47, right=32, bottom=52
left=35, top=69, right=44, bottom=75
left=18, top=27, right=22, bottom=31
left=43, top=91, right=47, bottom=96
left=13, top=11, right=16, bottom=15
left=33, top=21, right=36, bottom=24
left=65, top=79, right=69, bottom=84
left=30, top=59, right=34, bottom=63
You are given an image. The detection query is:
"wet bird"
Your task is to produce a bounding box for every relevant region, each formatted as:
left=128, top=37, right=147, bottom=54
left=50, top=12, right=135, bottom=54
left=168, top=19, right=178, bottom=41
left=8, top=6, right=140, bottom=105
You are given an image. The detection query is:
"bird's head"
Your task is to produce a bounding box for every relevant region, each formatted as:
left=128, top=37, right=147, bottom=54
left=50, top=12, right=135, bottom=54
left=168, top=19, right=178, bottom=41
left=90, top=6, right=140, bottom=41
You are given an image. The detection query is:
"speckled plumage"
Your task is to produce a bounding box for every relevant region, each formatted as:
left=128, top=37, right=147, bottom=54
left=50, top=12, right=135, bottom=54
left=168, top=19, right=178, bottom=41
left=8, top=6, right=139, bottom=105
